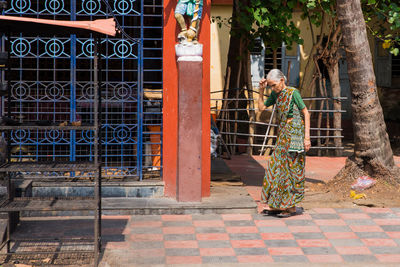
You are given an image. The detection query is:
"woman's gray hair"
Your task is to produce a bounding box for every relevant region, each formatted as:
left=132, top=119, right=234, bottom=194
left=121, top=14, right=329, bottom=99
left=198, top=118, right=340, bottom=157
left=266, top=69, right=287, bottom=83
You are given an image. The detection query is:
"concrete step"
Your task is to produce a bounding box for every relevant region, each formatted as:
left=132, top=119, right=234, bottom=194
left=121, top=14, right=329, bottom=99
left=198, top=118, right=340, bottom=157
left=20, top=186, right=257, bottom=216
left=31, top=180, right=164, bottom=198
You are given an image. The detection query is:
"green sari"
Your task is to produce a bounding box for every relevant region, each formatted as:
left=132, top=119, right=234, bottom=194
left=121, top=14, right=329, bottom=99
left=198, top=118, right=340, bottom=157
left=261, top=87, right=305, bottom=209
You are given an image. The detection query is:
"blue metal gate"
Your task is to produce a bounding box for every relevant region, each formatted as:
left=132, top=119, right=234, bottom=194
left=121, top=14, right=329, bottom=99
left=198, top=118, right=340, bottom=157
left=3, top=0, right=163, bottom=180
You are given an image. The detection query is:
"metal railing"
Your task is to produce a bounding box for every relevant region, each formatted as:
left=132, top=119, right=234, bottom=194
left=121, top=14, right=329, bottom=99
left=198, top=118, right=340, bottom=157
left=212, top=90, right=347, bottom=156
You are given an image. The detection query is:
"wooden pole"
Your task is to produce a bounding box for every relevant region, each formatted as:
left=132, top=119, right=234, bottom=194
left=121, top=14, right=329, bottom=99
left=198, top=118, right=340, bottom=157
left=246, top=53, right=256, bottom=155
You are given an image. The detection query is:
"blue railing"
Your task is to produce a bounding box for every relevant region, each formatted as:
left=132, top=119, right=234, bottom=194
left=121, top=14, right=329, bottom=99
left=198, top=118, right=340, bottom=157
left=2, top=0, right=163, bottom=180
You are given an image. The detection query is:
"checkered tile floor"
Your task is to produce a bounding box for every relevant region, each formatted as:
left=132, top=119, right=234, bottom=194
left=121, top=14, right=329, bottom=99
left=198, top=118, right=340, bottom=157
left=101, top=207, right=400, bottom=265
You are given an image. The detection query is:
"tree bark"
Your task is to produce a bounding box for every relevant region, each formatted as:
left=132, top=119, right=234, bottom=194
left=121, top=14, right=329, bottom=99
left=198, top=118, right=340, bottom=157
left=326, top=63, right=342, bottom=156
left=223, top=0, right=249, bottom=154
left=336, top=0, right=398, bottom=181
left=245, top=53, right=256, bottom=155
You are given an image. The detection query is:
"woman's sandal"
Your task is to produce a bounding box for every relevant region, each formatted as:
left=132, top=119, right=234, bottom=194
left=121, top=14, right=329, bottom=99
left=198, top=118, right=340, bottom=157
left=261, top=209, right=282, bottom=215
left=276, top=211, right=297, bottom=218
left=276, top=207, right=304, bottom=218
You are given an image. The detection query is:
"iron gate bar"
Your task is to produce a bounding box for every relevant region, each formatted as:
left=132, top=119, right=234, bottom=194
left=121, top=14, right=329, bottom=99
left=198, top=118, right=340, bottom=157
left=0, top=10, right=111, bottom=266
left=216, top=118, right=279, bottom=126
left=6, top=32, right=10, bottom=164
left=138, top=0, right=144, bottom=181
left=226, top=143, right=344, bottom=149
left=211, top=98, right=256, bottom=101
left=210, top=96, right=347, bottom=101
left=220, top=132, right=276, bottom=138
left=94, top=35, right=101, bottom=266
left=71, top=0, right=77, bottom=167
left=303, top=97, right=348, bottom=100
left=228, top=133, right=344, bottom=139
left=9, top=237, right=95, bottom=241
left=215, top=118, right=344, bottom=131
left=4, top=1, right=164, bottom=178
left=212, top=108, right=346, bottom=112
left=1, top=250, right=96, bottom=255
left=220, top=132, right=343, bottom=139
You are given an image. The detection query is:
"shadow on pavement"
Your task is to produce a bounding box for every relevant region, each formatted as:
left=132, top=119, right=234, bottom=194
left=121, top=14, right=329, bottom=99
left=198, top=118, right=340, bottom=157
left=0, top=217, right=129, bottom=266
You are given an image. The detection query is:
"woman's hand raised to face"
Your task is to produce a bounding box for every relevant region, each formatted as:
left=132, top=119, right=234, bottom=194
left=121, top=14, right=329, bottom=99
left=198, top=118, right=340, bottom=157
left=259, top=78, right=268, bottom=90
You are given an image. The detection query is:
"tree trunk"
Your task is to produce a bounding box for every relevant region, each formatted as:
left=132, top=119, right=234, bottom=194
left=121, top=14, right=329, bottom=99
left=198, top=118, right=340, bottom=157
left=246, top=53, right=256, bottom=155
left=326, top=63, right=342, bottom=156
left=336, top=0, right=398, bottom=182
left=220, top=0, right=242, bottom=152
left=226, top=0, right=243, bottom=91
left=224, top=0, right=250, bottom=154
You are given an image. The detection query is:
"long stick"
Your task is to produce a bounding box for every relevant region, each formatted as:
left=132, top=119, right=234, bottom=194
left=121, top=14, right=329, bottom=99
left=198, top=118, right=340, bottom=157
left=260, top=105, right=276, bottom=156
left=264, top=49, right=280, bottom=156
left=322, top=77, right=330, bottom=154
left=232, top=40, right=243, bottom=154
left=220, top=67, right=231, bottom=134
left=266, top=59, right=292, bottom=155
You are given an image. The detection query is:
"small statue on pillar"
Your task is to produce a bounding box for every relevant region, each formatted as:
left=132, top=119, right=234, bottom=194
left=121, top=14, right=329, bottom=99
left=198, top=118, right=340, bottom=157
left=174, top=0, right=203, bottom=44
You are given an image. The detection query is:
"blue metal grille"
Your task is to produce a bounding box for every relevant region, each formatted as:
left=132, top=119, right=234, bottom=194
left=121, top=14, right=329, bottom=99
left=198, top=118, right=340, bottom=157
left=3, top=0, right=163, bottom=180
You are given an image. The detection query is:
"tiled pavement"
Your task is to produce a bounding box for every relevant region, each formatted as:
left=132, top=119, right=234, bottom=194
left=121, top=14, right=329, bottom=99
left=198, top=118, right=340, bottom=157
left=5, top=155, right=400, bottom=266
left=101, top=207, right=400, bottom=265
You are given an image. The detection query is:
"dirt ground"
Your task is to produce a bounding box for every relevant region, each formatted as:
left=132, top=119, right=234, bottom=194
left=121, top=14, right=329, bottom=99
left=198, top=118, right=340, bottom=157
left=303, top=174, right=400, bottom=209
left=299, top=140, right=400, bottom=210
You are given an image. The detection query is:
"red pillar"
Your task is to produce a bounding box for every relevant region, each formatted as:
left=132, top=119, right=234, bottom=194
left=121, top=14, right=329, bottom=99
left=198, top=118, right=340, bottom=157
left=163, top=0, right=210, bottom=199
left=177, top=58, right=203, bottom=201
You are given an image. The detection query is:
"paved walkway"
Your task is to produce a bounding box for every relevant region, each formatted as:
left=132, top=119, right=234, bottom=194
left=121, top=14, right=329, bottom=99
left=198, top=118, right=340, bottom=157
left=100, top=156, right=400, bottom=266
left=4, top=155, right=400, bottom=266
left=99, top=208, right=400, bottom=266
left=99, top=155, right=400, bottom=265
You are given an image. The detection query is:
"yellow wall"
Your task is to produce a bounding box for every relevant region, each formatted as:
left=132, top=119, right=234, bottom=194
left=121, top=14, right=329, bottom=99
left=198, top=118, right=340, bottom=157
left=209, top=8, right=321, bottom=102
left=210, top=5, right=232, bottom=109
left=295, top=11, right=379, bottom=96
left=295, top=11, right=325, bottom=96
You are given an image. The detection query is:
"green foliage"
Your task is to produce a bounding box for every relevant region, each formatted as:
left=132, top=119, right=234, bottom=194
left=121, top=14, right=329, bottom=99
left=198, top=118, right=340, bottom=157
left=300, top=0, right=400, bottom=56
left=213, top=0, right=400, bottom=55
left=213, top=0, right=303, bottom=53
left=361, top=0, right=400, bottom=55
left=245, top=0, right=303, bottom=51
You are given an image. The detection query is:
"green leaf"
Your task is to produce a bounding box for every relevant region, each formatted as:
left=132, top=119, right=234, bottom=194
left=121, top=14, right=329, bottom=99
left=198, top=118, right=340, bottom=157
left=307, top=2, right=316, bottom=9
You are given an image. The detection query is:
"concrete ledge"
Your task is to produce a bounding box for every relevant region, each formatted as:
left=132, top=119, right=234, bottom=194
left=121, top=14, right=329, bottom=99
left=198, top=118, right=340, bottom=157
left=31, top=181, right=164, bottom=198
left=21, top=186, right=257, bottom=216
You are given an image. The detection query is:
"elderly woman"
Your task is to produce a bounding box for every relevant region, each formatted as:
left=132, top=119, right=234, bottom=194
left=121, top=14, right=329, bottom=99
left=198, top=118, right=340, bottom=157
left=258, top=69, right=311, bottom=217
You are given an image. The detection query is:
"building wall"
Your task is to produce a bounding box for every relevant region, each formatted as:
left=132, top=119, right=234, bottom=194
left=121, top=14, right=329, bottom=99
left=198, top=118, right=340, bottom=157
left=210, top=4, right=232, bottom=109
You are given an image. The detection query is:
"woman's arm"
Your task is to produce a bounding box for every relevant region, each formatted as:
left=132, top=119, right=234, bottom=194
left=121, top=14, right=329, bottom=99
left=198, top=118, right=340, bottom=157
left=258, top=78, right=267, bottom=112
left=301, top=107, right=311, bottom=151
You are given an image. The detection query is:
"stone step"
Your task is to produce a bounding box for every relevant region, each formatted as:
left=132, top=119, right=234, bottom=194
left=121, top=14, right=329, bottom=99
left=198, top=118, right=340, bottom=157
left=20, top=186, right=257, bottom=216
left=31, top=180, right=164, bottom=198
